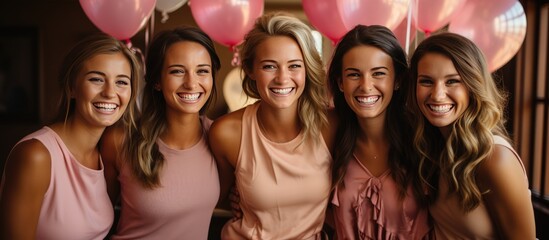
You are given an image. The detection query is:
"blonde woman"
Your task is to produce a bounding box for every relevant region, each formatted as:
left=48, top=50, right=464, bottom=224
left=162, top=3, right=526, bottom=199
left=209, top=12, right=336, bottom=239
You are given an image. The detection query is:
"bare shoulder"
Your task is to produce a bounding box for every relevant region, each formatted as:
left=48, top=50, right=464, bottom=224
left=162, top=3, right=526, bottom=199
left=100, top=125, right=126, bottom=167
left=101, top=125, right=126, bottom=148
left=7, top=139, right=51, bottom=175
left=209, top=108, right=245, bottom=167
left=3, top=139, right=51, bottom=194
left=478, top=145, right=525, bottom=183
left=0, top=139, right=51, bottom=239
left=477, top=143, right=535, bottom=238
left=210, top=108, right=245, bottom=142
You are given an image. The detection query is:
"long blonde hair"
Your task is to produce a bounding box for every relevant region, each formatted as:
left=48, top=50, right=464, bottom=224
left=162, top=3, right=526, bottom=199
left=239, top=12, right=328, bottom=142
left=408, top=32, right=509, bottom=211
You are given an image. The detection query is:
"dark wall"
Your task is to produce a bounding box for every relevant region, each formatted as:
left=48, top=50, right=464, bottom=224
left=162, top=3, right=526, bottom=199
left=0, top=1, right=245, bottom=169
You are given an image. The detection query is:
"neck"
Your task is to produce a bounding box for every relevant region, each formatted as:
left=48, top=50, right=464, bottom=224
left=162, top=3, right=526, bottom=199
left=50, top=117, right=104, bottom=169
left=257, top=102, right=301, bottom=142
left=161, top=112, right=202, bottom=150
left=357, top=114, right=387, bottom=143
left=354, top=116, right=390, bottom=176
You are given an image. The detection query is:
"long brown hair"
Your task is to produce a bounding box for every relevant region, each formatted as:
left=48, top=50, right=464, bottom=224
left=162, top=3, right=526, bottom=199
left=327, top=25, right=422, bottom=202
left=407, top=32, right=509, bottom=211
left=124, top=27, right=221, bottom=188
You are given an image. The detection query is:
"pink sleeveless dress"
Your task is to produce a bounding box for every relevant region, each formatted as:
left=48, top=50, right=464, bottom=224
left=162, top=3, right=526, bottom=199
left=112, top=117, right=219, bottom=239
left=4, top=127, right=114, bottom=239
left=222, top=102, right=332, bottom=240
left=332, top=155, right=431, bottom=240
left=429, top=135, right=529, bottom=239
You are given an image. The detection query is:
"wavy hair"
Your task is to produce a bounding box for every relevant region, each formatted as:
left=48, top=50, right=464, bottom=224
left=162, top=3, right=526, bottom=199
left=327, top=25, right=422, bottom=202
left=57, top=34, right=141, bottom=137
left=124, top=27, right=221, bottom=188
left=239, top=12, right=328, bottom=142
left=407, top=32, right=509, bottom=211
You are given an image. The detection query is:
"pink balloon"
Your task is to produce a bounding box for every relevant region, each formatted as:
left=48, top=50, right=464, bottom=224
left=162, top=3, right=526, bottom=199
left=412, top=0, right=465, bottom=34
left=190, top=0, right=264, bottom=49
left=392, top=16, right=416, bottom=50
left=303, top=0, right=347, bottom=44
left=337, top=0, right=409, bottom=31
left=80, top=0, right=156, bottom=40
left=449, top=0, right=527, bottom=72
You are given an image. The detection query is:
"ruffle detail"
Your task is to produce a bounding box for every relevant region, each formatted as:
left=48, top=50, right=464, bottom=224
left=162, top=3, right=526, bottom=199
left=353, top=178, right=417, bottom=240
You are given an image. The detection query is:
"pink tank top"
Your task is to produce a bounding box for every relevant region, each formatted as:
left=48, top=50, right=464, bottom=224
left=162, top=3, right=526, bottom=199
left=14, top=127, right=114, bottom=239
left=332, top=155, right=431, bottom=240
left=222, top=103, right=332, bottom=240
left=429, top=135, right=529, bottom=239
left=112, top=117, right=219, bottom=239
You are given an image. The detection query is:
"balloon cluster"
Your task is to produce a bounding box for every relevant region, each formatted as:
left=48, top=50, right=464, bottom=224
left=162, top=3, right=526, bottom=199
left=302, top=0, right=527, bottom=72
left=79, top=0, right=527, bottom=72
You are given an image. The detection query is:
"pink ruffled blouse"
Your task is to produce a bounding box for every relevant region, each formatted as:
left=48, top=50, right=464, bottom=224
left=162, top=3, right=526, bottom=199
left=332, top=155, right=431, bottom=240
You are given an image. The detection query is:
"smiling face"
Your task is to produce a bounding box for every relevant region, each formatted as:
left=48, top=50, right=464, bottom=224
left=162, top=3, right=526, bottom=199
left=416, top=52, right=470, bottom=136
left=72, top=52, right=132, bottom=128
left=248, top=36, right=306, bottom=110
left=158, top=41, right=213, bottom=116
left=339, top=45, right=395, bottom=120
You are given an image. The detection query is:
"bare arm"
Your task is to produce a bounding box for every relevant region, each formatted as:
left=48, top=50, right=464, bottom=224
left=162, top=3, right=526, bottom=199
left=208, top=110, right=243, bottom=209
left=0, top=140, right=51, bottom=239
left=99, top=125, right=124, bottom=205
left=477, top=145, right=536, bottom=240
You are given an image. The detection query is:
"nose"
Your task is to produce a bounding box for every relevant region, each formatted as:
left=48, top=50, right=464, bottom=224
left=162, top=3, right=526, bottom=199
left=359, top=75, right=374, bottom=91
left=431, top=82, right=446, bottom=101
left=274, top=67, right=290, bottom=84
left=183, top=74, right=198, bottom=89
left=101, top=81, right=116, bottom=98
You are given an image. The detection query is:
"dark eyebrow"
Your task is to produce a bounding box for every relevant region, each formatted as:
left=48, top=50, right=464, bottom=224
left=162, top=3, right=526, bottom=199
left=371, top=66, right=389, bottom=71
left=344, top=66, right=388, bottom=72
left=343, top=67, right=360, bottom=72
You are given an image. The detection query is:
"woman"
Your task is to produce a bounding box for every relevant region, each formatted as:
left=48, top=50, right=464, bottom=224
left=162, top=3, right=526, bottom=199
left=0, top=34, right=141, bottom=239
left=407, top=32, right=536, bottom=239
left=328, top=24, right=430, bottom=239
left=209, top=12, right=336, bottom=239
left=100, top=27, right=221, bottom=239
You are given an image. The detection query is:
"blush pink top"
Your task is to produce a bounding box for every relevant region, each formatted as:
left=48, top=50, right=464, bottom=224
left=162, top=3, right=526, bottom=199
left=332, top=155, right=431, bottom=240
left=112, top=117, right=219, bottom=240
left=3, top=127, right=114, bottom=240
left=222, top=102, right=332, bottom=240
left=429, top=136, right=529, bottom=239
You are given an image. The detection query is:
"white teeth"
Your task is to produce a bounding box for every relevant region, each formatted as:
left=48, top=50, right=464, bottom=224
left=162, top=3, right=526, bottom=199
left=179, top=93, right=200, bottom=101
left=356, top=96, right=379, bottom=104
left=271, top=88, right=292, bottom=95
left=94, top=103, right=117, bottom=110
left=429, top=104, right=452, bottom=113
